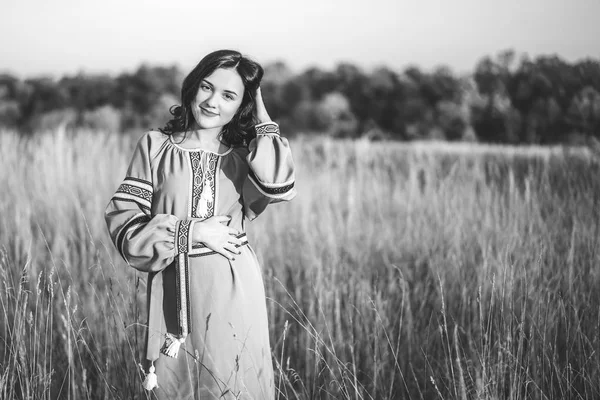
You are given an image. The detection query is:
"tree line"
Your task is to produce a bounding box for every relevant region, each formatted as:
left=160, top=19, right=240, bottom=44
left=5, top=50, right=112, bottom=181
left=1, top=49, right=599, bottom=144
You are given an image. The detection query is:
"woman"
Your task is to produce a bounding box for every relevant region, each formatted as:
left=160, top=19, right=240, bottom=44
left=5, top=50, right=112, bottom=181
left=104, top=49, right=295, bottom=399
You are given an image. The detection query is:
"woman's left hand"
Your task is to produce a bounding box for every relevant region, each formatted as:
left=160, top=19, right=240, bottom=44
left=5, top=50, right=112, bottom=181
left=254, top=87, right=271, bottom=124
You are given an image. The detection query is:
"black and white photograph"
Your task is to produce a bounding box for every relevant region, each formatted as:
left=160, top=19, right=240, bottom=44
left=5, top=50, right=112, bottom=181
left=1, top=0, right=600, bottom=399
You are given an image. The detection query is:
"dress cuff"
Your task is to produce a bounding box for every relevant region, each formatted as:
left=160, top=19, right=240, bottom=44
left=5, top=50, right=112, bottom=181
left=174, top=219, right=196, bottom=255
left=255, top=122, right=280, bottom=136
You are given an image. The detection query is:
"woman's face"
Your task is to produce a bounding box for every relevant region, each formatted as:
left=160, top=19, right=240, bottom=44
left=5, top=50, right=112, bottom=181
left=191, top=67, right=245, bottom=130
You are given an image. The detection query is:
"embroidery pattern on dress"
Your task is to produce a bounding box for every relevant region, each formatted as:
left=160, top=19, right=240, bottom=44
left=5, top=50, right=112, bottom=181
left=189, top=152, right=203, bottom=217
left=170, top=220, right=192, bottom=346
left=114, top=177, right=153, bottom=213
left=256, top=123, right=280, bottom=136
left=176, top=220, right=191, bottom=253
left=164, top=150, right=220, bottom=356
left=189, top=151, right=218, bottom=219
left=247, top=169, right=295, bottom=196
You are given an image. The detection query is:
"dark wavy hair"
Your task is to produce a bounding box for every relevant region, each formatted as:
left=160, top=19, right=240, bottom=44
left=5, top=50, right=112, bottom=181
left=160, top=49, right=264, bottom=147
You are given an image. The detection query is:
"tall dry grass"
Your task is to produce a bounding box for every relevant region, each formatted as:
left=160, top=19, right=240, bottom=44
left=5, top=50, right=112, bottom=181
left=1, top=128, right=599, bottom=399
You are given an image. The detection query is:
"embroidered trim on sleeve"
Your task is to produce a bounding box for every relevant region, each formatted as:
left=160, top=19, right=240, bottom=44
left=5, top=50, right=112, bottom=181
left=247, top=169, right=294, bottom=198
left=255, top=122, right=280, bottom=136
left=175, top=220, right=195, bottom=254
left=114, top=177, right=153, bottom=213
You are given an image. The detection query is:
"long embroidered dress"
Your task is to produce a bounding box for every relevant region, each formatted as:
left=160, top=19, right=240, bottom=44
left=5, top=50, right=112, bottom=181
left=104, top=122, right=295, bottom=399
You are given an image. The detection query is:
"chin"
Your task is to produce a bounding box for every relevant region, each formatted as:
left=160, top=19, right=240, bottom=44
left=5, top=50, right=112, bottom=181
left=194, top=116, right=226, bottom=130
left=197, top=121, right=224, bottom=130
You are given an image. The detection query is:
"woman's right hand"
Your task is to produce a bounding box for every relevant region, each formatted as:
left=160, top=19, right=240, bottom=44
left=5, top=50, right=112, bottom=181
left=192, top=215, right=243, bottom=260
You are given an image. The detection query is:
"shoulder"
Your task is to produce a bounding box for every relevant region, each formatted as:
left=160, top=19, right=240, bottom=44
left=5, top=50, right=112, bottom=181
left=134, top=130, right=171, bottom=159
left=140, top=129, right=170, bottom=146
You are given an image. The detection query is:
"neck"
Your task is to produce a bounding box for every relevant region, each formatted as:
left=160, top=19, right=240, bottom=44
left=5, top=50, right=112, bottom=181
left=187, top=127, right=222, bottom=144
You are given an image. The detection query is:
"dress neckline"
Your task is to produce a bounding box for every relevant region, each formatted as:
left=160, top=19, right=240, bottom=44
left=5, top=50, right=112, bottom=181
left=168, top=135, right=233, bottom=156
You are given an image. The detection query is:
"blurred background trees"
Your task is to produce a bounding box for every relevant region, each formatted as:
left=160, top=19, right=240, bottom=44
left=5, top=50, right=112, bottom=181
left=1, top=50, right=599, bottom=145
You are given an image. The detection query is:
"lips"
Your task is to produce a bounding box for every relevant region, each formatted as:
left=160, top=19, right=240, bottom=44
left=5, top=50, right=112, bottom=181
left=200, top=106, right=219, bottom=117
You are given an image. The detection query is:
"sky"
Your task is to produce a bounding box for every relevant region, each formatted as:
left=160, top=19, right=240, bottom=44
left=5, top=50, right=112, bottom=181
left=1, top=0, right=599, bottom=78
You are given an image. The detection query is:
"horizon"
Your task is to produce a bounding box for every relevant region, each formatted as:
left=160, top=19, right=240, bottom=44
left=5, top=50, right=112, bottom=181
left=2, top=48, right=598, bottom=81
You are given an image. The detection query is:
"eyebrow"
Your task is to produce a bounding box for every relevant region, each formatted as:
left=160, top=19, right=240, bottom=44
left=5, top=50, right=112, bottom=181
left=203, top=79, right=239, bottom=97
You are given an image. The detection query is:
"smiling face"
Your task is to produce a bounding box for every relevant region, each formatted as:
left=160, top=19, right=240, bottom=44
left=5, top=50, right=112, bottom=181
left=191, top=67, right=245, bottom=131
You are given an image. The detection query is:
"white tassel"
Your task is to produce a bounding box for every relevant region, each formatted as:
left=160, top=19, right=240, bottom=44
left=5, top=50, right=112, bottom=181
left=197, top=192, right=209, bottom=219
left=162, top=334, right=186, bottom=358
left=142, top=363, right=158, bottom=390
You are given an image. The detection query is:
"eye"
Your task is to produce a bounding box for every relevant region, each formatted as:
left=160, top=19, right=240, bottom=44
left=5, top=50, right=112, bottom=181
left=200, top=84, right=211, bottom=91
left=224, top=93, right=235, bottom=101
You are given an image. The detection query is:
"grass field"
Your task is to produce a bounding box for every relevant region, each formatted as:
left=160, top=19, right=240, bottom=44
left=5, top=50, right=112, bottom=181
left=1, top=128, right=600, bottom=399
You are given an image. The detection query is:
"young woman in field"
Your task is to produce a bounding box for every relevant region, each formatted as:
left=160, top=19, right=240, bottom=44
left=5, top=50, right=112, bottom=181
left=104, top=49, right=296, bottom=399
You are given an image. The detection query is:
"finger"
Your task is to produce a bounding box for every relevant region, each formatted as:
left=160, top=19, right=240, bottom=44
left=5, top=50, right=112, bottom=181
left=223, top=244, right=241, bottom=255
left=228, top=227, right=240, bottom=236
left=215, top=215, right=232, bottom=224
left=216, top=247, right=235, bottom=260
left=228, top=237, right=243, bottom=247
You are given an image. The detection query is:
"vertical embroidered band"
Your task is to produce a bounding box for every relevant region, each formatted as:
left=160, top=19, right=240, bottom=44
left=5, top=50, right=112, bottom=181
left=189, top=151, right=218, bottom=219
left=174, top=219, right=195, bottom=336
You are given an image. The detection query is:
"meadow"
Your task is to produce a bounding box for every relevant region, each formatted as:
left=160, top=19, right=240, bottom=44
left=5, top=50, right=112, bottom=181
left=1, top=128, right=599, bottom=400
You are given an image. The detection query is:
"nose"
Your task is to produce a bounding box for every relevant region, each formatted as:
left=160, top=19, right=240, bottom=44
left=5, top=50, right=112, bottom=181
left=204, top=92, right=218, bottom=109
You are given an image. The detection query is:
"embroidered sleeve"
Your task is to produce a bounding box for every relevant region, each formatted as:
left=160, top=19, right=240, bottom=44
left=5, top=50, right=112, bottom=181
left=105, top=132, right=191, bottom=272
left=243, top=122, right=296, bottom=220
